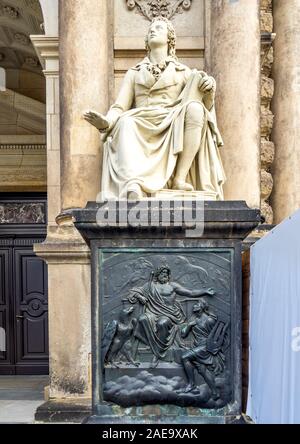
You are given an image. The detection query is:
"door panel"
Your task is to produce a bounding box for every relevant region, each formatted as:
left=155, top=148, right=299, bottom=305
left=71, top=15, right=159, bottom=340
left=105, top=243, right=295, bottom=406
left=0, top=249, right=12, bottom=368
left=14, top=249, right=49, bottom=373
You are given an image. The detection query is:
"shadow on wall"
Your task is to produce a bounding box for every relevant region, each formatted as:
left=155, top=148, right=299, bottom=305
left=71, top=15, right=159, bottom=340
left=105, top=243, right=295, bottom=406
left=0, top=68, right=5, bottom=91
left=0, top=327, right=5, bottom=352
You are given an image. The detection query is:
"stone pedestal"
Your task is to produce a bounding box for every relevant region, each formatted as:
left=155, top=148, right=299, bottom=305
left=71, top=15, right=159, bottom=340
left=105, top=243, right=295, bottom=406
left=73, top=201, right=260, bottom=424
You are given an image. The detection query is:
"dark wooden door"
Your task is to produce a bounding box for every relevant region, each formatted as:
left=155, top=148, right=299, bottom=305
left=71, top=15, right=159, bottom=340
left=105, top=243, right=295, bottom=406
left=0, top=246, right=49, bottom=375
left=14, top=249, right=49, bottom=374
left=0, top=192, right=48, bottom=375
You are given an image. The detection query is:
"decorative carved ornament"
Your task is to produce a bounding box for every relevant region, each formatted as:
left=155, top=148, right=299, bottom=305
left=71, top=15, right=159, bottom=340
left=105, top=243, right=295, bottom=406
left=126, top=0, right=193, bottom=21
left=25, top=56, right=39, bottom=67
left=1, top=5, right=19, bottom=18
left=14, top=33, right=30, bottom=46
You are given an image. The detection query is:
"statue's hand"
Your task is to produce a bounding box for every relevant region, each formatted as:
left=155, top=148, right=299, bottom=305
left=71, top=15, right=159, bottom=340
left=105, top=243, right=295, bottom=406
left=136, top=294, right=147, bottom=305
left=83, top=110, right=110, bottom=132
left=198, top=74, right=215, bottom=94
left=206, top=288, right=215, bottom=297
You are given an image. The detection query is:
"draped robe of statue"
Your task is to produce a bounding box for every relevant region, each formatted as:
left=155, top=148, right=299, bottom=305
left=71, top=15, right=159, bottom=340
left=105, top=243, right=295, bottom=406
left=128, top=279, right=186, bottom=360
left=102, top=57, right=226, bottom=200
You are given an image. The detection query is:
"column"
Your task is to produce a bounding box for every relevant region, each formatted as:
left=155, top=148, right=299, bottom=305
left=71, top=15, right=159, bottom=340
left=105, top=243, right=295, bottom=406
left=32, top=34, right=92, bottom=400
left=33, top=0, right=110, bottom=402
left=271, top=0, right=300, bottom=223
left=59, top=0, right=110, bottom=210
left=210, top=0, right=261, bottom=208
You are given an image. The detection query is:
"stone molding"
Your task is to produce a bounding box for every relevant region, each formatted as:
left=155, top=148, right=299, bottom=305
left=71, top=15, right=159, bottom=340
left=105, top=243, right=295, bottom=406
left=34, top=223, right=91, bottom=265
left=0, top=144, right=46, bottom=151
left=0, top=135, right=47, bottom=192
left=30, top=35, right=59, bottom=71
left=34, top=241, right=91, bottom=265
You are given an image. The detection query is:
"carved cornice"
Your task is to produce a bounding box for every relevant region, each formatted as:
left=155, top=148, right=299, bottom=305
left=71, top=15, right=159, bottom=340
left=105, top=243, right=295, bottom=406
left=30, top=35, right=59, bottom=71
left=34, top=236, right=91, bottom=265
left=0, top=144, right=46, bottom=151
left=126, top=0, right=193, bottom=21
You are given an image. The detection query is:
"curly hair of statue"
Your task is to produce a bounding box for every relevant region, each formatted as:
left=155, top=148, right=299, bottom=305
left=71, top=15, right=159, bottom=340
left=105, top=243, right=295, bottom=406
left=153, top=265, right=171, bottom=281
left=145, top=16, right=177, bottom=59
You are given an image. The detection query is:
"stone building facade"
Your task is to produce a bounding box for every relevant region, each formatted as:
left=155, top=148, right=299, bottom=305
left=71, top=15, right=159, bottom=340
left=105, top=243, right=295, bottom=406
left=0, top=0, right=300, bottom=414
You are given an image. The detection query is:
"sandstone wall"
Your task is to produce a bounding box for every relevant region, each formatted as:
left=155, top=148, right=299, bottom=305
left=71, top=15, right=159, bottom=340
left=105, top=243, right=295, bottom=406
left=261, top=0, right=275, bottom=224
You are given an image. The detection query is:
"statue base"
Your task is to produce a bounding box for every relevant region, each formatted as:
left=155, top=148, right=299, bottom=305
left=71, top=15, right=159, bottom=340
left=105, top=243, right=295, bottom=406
left=152, top=189, right=217, bottom=200
left=84, top=407, right=247, bottom=424
left=73, top=201, right=260, bottom=424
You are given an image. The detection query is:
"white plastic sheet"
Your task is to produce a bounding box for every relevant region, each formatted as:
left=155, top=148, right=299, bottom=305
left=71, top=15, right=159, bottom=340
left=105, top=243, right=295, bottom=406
left=247, top=210, right=300, bottom=424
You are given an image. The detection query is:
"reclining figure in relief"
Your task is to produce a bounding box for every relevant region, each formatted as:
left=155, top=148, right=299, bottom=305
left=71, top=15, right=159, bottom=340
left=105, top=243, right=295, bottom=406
left=84, top=17, right=226, bottom=200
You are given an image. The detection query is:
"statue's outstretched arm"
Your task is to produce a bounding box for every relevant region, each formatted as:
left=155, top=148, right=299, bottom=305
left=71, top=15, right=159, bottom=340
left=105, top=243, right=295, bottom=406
left=173, top=282, right=215, bottom=298
left=83, top=69, right=135, bottom=132
left=106, top=69, right=136, bottom=128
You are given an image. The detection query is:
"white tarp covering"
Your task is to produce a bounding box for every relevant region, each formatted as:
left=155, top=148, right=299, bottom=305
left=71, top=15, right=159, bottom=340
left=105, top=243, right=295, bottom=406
left=247, top=210, right=300, bottom=424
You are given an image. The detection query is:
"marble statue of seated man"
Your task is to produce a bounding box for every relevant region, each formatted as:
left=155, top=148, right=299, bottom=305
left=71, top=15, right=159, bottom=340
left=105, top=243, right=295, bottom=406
left=84, top=17, right=226, bottom=200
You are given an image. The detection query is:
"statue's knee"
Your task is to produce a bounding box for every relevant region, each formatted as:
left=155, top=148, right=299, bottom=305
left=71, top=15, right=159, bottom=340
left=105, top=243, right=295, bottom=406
left=157, top=317, right=170, bottom=329
left=186, top=102, right=204, bottom=126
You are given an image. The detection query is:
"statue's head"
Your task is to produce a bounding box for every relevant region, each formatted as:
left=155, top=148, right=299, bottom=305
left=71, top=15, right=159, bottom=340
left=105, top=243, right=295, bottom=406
left=145, top=16, right=177, bottom=59
left=154, top=265, right=171, bottom=284
left=193, top=300, right=209, bottom=315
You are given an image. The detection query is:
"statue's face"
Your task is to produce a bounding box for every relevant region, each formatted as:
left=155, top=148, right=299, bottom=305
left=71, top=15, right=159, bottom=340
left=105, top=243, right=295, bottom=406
left=157, top=269, right=170, bottom=284
left=147, top=20, right=169, bottom=50
left=193, top=303, right=204, bottom=314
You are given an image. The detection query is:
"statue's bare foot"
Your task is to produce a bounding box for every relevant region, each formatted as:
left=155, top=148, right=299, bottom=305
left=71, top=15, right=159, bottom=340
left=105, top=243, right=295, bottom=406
left=211, top=390, right=219, bottom=401
left=127, top=184, right=143, bottom=200
left=83, top=110, right=109, bottom=131
left=150, top=356, right=160, bottom=369
left=172, top=179, right=194, bottom=192
left=183, top=383, right=197, bottom=393
left=133, top=361, right=140, bottom=368
left=111, top=362, right=120, bottom=369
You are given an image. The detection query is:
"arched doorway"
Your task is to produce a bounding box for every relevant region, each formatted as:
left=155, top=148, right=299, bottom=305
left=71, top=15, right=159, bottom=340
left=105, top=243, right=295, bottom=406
left=0, top=0, right=48, bottom=375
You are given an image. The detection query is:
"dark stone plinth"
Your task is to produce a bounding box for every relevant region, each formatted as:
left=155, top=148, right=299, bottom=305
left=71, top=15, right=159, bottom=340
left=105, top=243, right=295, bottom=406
left=73, top=200, right=260, bottom=424
left=73, top=200, right=261, bottom=242
left=35, top=400, right=92, bottom=423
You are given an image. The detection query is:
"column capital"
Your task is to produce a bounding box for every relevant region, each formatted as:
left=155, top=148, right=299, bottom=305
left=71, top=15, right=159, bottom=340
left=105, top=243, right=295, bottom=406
left=30, top=35, right=59, bottom=75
